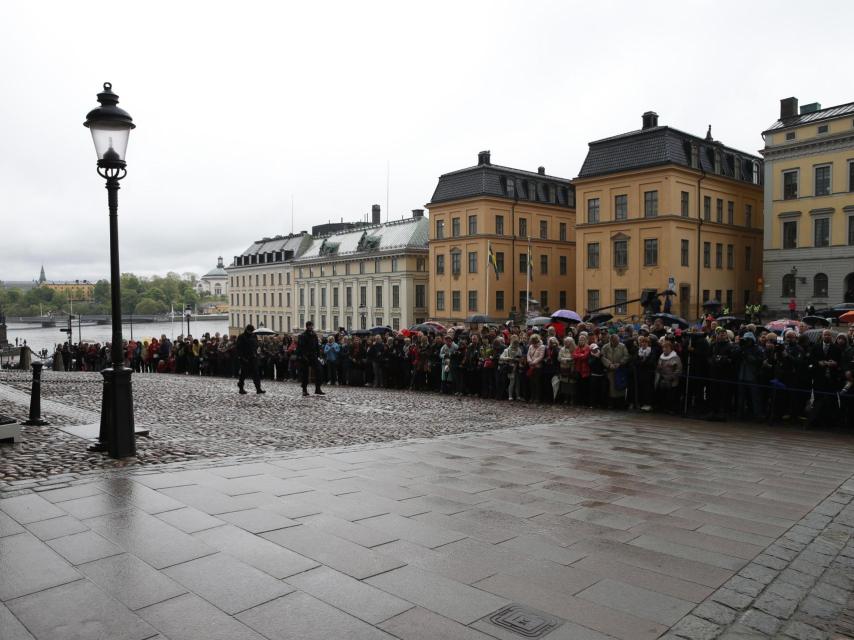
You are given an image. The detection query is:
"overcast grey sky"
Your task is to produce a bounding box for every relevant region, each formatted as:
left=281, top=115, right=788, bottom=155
left=2, top=0, right=852, bottom=283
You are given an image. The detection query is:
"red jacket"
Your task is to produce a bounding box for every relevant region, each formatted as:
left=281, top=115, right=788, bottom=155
left=572, top=345, right=591, bottom=378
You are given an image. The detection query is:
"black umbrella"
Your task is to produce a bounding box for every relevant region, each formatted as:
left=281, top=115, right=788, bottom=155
left=584, top=312, right=613, bottom=325
left=702, top=300, right=722, bottom=308
left=802, top=328, right=841, bottom=344
left=651, top=313, right=690, bottom=329
left=410, top=323, right=441, bottom=334
left=802, top=315, right=830, bottom=327
left=369, top=326, right=392, bottom=335
left=715, top=315, right=741, bottom=329
left=465, top=315, right=490, bottom=324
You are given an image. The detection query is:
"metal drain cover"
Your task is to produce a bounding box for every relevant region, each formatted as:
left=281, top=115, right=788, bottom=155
left=486, top=604, right=563, bottom=638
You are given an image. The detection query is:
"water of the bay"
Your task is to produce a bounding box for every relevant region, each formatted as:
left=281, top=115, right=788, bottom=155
left=6, top=319, right=230, bottom=355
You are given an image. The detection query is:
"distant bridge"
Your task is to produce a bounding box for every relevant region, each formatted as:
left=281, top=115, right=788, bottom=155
left=8, top=314, right=228, bottom=326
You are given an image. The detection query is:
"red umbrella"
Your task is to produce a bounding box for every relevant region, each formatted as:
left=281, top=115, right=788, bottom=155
left=765, top=318, right=799, bottom=333
left=839, top=310, right=854, bottom=324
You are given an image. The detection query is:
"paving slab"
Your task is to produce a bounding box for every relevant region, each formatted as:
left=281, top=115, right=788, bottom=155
left=78, top=553, right=187, bottom=611
left=0, top=532, right=81, bottom=601
left=137, top=593, right=267, bottom=640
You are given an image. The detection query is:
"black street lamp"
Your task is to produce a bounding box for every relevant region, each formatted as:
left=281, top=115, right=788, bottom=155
left=84, top=82, right=136, bottom=458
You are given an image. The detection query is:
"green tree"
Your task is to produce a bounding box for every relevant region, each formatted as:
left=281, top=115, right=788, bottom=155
left=134, top=298, right=164, bottom=314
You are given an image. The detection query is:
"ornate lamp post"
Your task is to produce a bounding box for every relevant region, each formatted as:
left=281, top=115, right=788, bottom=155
left=84, top=82, right=136, bottom=458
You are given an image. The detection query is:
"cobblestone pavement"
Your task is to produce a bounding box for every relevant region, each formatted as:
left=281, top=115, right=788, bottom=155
left=0, top=370, right=584, bottom=484
left=1, top=403, right=854, bottom=639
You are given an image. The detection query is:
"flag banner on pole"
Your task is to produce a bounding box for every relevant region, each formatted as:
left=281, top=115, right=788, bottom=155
left=488, top=242, right=500, bottom=279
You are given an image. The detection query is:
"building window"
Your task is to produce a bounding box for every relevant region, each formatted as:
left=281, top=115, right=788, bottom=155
left=726, top=244, right=734, bottom=269
left=849, top=216, right=854, bottom=245
left=518, top=217, right=527, bottom=238
left=703, top=196, right=711, bottom=221
left=643, top=239, right=658, bottom=266
left=495, top=215, right=504, bottom=235
left=333, top=288, right=339, bottom=307
left=540, top=254, right=548, bottom=275
left=519, top=252, right=528, bottom=274
left=392, top=317, right=400, bottom=331
left=786, top=131, right=796, bottom=141
left=416, top=257, right=426, bottom=271
left=559, top=222, right=567, bottom=241
left=782, top=274, right=796, bottom=297
left=496, top=252, right=504, bottom=273
left=849, top=160, right=854, bottom=192
left=587, top=289, right=600, bottom=312
left=540, top=291, right=548, bottom=310
left=745, top=204, right=753, bottom=228
left=360, top=315, right=367, bottom=330
left=587, top=243, right=600, bottom=269
left=359, top=286, right=367, bottom=307
left=436, top=219, right=445, bottom=239
left=815, top=165, right=831, bottom=196
left=614, top=289, right=628, bottom=315
left=681, top=239, right=689, bottom=266
left=495, top=290, right=504, bottom=311
left=716, top=198, right=723, bottom=223
left=643, top=191, right=658, bottom=218
left=375, top=258, right=381, bottom=274
left=814, top=218, right=830, bottom=247
left=436, top=290, right=445, bottom=310
left=783, top=170, right=798, bottom=199
left=468, top=215, right=477, bottom=235
left=468, top=291, right=478, bottom=312
left=814, top=273, right=828, bottom=297
left=539, top=220, right=548, bottom=240
left=519, top=290, right=527, bottom=311
left=436, top=254, right=445, bottom=274
left=587, top=198, right=600, bottom=224
left=615, top=194, right=628, bottom=220
left=392, top=285, right=400, bottom=308
left=375, top=316, right=383, bottom=327
left=391, top=257, right=398, bottom=272
left=320, top=288, right=326, bottom=307
left=452, top=217, right=460, bottom=237
left=727, top=201, right=734, bottom=225
left=359, top=261, right=364, bottom=275
left=726, top=290, right=733, bottom=310
left=309, top=289, right=315, bottom=306
left=559, top=255, right=567, bottom=275
left=346, top=287, right=352, bottom=307
left=559, top=290, right=567, bottom=308
left=286, top=272, right=290, bottom=285
left=415, top=284, right=425, bottom=308
left=451, top=251, right=461, bottom=275
left=468, top=251, right=478, bottom=273
left=702, top=290, right=710, bottom=305
left=681, top=191, right=689, bottom=217
left=262, top=274, right=266, bottom=285
left=783, top=221, right=798, bottom=249
left=703, top=242, right=711, bottom=268
left=817, top=124, right=829, bottom=134
left=745, top=246, right=752, bottom=270
left=715, top=243, right=723, bottom=269
left=451, top=290, right=461, bottom=312
left=613, top=240, right=628, bottom=268
left=375, top=285, right=383, bottom=308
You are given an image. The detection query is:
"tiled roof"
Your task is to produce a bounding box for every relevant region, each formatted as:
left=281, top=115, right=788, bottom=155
left=764, top=101, right=854, bottom=133
left=577, top=126, right=762, bottom=183
left=238, top=233, right=310, bottom=258
left=429, top=161, right=574, bottom=208
left=294, top=217, right=428, bottom=262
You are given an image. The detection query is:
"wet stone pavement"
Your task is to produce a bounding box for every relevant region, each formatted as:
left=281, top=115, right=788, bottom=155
left=1, top=372, right=854, bottom=638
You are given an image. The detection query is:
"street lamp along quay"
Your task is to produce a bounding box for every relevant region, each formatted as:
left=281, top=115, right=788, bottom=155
left=84, top=82, right=136, bottom=458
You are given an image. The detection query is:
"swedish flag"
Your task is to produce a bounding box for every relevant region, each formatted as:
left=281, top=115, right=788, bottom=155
left=488, top=242, right=500, bottom=279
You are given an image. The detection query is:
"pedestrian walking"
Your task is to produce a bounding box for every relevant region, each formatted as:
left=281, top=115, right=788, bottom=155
left=236, top=325, right=265, bottom=395
left=297, top=321, right=324, bottom=396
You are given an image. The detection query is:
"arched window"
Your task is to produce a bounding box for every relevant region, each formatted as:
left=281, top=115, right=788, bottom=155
left=782, top=274, right=796, bottom=297
left=813, top=273, right=828, bottom=298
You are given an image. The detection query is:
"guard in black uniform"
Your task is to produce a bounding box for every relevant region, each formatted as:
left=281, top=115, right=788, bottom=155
left=236, top=325, right=265, bottom=395
left=297, top=321, right=324, bottom=397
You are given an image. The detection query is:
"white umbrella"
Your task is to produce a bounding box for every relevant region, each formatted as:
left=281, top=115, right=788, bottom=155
left=253, top=327, right=277, bottom=336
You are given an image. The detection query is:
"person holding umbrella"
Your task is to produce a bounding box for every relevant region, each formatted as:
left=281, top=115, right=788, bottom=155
left=236, top=325, right=265, bottom=395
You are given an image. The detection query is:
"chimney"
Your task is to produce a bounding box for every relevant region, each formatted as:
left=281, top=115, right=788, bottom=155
left=477, top=150, right=491, bottom=165
left=537, top=166, right=545, bottom=175
left=642, top=111, right=659, bottom=129
left=411, top=208, right=424, bottom=218
left=371, top=204, right=381, bottom=224
left=780, top=97, right=798, bottom=120
left=800, top=102, right=821, bottom=114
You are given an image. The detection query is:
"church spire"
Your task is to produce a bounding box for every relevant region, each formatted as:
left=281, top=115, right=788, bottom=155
left=39, top=265, right=46, bottom=283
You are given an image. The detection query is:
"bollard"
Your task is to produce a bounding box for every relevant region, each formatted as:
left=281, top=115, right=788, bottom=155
left=22, top=362, right=48, bottom=426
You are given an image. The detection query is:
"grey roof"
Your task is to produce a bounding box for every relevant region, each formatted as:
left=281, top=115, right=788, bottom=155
left=202, top=266, right=228, bottom=278
left=239, top=233, right=309, bottom=257
left=294, top=217, right=428, bottom=262
left=578, top=126, right=762, bottom=183
left=429, top=163, right=574, bottom=207
left=764, top=101, right=854, bottom=133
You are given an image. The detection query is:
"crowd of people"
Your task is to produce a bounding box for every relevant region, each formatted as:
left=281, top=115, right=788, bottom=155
left=50, top=313, right=854, bottom=430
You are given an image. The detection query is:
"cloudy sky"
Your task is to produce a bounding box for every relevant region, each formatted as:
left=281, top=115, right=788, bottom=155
left=2, top=0, right=852, bottom=283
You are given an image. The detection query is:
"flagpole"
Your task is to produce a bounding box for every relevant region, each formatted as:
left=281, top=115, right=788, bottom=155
left=526, top=237, right=531, bottom=316
left=485, top=241, right=490, bottom=320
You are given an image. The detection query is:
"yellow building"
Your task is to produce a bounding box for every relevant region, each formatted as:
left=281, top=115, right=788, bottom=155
left=573, top=112, right=763, bottom=320
left=227, top=233, right=312, bottom=335
left=41, top=280, right=95, bottom=301
left=760, top=97, right=854, bottom=310
left=426, top=151, right=577, bottom=323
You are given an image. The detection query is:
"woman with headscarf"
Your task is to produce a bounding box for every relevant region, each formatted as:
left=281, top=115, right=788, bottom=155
left=656, top=340, right=683, bottom=413
left=500, top=335, right=523, bottom=401
left=572, top=333, right=591, bottom=407
left=558, top=336, right=576, bottom=404
left=526, top=333, right=546, bottom=403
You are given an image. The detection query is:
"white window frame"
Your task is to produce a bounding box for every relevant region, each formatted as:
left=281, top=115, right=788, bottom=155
left=814, top=163, right=832, bottom=197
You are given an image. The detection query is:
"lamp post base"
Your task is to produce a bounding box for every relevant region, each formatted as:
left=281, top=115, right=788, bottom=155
left=98, top=365, right=136, bottom=458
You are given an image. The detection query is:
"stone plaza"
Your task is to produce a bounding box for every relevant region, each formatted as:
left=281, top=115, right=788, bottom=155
left=1, top=371, right=854, bottom=639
